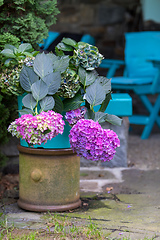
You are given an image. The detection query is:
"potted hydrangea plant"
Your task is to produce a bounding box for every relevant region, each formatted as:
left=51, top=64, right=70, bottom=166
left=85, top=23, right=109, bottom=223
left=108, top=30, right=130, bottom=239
left=1, top=39, right=121, bottom=212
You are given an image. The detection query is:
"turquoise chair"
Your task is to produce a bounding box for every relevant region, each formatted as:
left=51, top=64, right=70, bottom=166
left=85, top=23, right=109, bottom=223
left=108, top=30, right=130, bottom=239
left=99, top=31, right=160, bottom=139
left=39, top=32, right=95, bottom=50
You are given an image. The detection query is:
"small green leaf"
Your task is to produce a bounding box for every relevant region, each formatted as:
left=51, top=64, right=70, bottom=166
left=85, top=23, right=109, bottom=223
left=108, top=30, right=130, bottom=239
left=22, top=93, right=37, bottom=110
left=62, top=38, right=77, bottom=47
left=23, top=52, right=33, bottom=57
left=55, top=46, right=65, bottom=57
left=105, top=114, right=122, bottom=126
left=4, top=44, right=16, bottom=51
left=4, top=58, right=12, bottom=66
left=63, top=94, right=84, bottom=111
left=84, top=109, right=95, bottom=120
left=56, top=42, right=73, bottom=52
left=99, top=92, right=112, bottom=112
left=1, top=49, right=15, bottom=58
left=40, top=96, right=55, bottom=111
left=31, top=80, right=48, bottom=101
left=19, top=43, right=33, bottom=53
left=32, top=51, right=39, bottom=56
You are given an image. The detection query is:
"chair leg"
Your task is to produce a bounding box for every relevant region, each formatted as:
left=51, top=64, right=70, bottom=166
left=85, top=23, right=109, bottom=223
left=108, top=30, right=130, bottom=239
left=140, top=95, right=160, bottom=128
left=141, top=95, right=160, bottom=139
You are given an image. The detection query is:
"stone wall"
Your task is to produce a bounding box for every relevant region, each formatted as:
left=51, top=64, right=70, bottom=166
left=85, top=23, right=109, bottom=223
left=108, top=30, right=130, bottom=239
left=51, top=0, right=141, bottom=59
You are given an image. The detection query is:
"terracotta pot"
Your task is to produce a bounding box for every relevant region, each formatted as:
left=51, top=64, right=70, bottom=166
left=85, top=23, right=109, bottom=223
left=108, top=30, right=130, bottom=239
left=17, top=145, right=81, bottom=212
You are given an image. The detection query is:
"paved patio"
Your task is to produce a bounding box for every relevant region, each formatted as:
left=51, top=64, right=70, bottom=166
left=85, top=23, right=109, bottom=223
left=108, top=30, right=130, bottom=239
left=1, top=132, right=160, bottom=239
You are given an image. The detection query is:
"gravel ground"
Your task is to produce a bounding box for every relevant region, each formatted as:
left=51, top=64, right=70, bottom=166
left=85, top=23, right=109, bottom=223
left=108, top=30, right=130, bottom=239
left=127, top=124, right=160, bottom=170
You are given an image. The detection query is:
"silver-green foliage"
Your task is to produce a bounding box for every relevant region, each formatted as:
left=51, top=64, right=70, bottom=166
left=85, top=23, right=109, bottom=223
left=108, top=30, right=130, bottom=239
left=19, top=52, right=69, bottom=115
left=56, top=38, right=122, bottom=126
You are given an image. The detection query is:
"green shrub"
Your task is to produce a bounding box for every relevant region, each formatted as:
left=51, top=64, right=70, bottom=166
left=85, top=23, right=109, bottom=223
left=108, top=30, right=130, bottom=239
left=0, top=0, right=60, bottom=49
left=0, top=92, right=18, bottom=166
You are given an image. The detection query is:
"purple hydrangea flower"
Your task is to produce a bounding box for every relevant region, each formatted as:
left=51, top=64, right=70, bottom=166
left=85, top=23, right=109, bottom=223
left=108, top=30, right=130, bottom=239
left=8, top=110, right=65, bottom=146
left=65, top=106, right=87, bottom=126
left=69, top=119, right=120, bottom=162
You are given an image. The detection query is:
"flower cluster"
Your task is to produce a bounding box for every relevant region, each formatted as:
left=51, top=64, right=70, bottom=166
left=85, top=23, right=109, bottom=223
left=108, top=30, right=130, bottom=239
left=72, top=42, right=104, bottom=70
left=65, top=106, right=87, bottom=126
left=57, top=68, right=80, bottom=98
left=0, top=57, right=35, bottom=95
left=69, top=119, right=120, bottom=162
left=8, top=110, right=65, bottom=146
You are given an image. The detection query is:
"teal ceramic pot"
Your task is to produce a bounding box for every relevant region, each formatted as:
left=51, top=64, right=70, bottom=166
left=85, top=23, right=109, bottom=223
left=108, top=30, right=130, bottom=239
left=17, top=95, right=71, bottom=149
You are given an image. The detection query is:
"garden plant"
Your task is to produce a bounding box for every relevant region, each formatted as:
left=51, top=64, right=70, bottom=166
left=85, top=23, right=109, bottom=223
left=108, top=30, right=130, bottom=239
left=2, top=38, right=122, bottom=162
left=0, top=38, right=122, bottom=212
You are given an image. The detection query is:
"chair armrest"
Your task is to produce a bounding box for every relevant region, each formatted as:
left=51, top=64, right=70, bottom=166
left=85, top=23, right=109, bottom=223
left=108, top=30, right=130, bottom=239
left=99, top=59, right=125, bottom=78
left=147, top=59, right=160, bottom=68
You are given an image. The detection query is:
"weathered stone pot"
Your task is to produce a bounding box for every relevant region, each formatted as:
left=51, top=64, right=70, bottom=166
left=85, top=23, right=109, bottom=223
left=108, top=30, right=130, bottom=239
left=17, top=145, right=81, bottom=212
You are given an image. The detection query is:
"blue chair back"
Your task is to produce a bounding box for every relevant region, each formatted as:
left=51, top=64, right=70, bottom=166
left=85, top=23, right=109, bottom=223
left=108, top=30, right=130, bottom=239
left=39, top=32, right=95, bottom=50
left=81, top=34, right=95, bottom=45
left=125, top=31, right=160, bottom=78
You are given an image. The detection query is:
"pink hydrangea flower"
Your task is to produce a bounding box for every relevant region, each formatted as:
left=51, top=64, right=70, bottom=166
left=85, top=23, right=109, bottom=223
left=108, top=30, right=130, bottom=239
left=69, top=119, right=120, bottom=162
left=8, top=110, right=65, bottom=146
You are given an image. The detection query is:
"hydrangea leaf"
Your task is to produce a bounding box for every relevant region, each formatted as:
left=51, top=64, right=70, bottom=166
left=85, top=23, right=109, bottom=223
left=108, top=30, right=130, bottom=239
left=94, top=112, right=108, bottom=123
left=62, top=38, right=77, bottom=47
left=53, top=56, right=70, bottom=73
left=1, top=49, right=15, bottom=58
left=99, top=92, right=112, bottom=112
left=18, top=108, right=34, bottom=116
left=20, top=66, right=39, bottom=92
left=4, top=58, right=12, bottom=66
left=19, top=43, right=33, bottom=53
left=43, top=72, right=61, bottom=95
left=98, top=76, right=111, bottom=94
left=53, top=94, right=64, bottom=113
left=84, top=109, right=95, bottom=120
left=78, top=66, right=96, bottom=86
left=84, top=81, right=106, bottom=107
left=56, top=42, right=73, bottom=52
left=48, top=53, right=58, bottom=62
left=39, top=96, right=55, bottom=111
left=23, top=52, right=34, bottom=57
left=4, top=44, right=16, bottom=51
left=22, top=93, right=37, bottom=110
left=33, top=52, right=53, bottom=79
left=105, top=114, right=122, bottom=126
left=31, top=79, right=48, bottom=101
left=63, top=94, right=84, bottom=111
